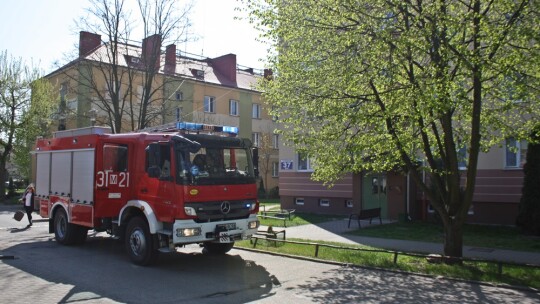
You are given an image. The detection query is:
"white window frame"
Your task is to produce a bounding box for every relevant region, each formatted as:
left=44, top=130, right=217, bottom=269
left=346, top=199, right=353, bottom=208
left=505, top=137, right=527, bottom=168
left=229, top=99, right=239, bottom=116
left=319, top=199, right=330, bottom=207
left=252, top=103, right=261, bottom=119
left=273, top=134, right=279, bottom=149
left=204, top=96, right=215, bottom=113
left=252, top=132, right=261, bottom=147
left=428, top=204, right=474, bottom=215
left=175, top=91, right=183, bottom=101
left=295, top=197, right=304, bottom=205
left=272, top=161, right=279, bottom=177
left=297, top=153, right=314, bottom=171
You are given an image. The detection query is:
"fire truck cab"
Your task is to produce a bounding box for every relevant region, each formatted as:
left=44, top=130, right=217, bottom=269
left=33, top=122, right=260, bottom=265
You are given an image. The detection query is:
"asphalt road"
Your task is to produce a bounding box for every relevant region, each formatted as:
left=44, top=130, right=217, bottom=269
left=1, top=205, right=539, bottom=304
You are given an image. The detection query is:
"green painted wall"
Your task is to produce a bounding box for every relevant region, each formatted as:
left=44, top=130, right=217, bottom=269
left=164, top=79, right=194, bottom=123
left=239, top=91, right=253, bottom=139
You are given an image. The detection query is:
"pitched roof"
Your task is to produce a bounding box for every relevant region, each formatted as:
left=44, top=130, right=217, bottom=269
left=82, top=41, right=263, bottom=92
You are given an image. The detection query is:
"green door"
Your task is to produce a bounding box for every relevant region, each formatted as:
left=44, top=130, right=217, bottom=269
left=362, top=173, right=388, bottom=218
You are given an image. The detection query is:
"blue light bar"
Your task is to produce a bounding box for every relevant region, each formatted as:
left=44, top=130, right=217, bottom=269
left=176, top=122, right=202, bottom=130
left=223, top=126, right=238, bottom=134
left=175, top=122, right=238, bottom=134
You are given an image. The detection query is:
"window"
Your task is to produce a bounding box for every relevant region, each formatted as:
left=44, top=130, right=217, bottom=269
left=176, top=107, right=183, bottom=121
left=272, top=162, right=279, bottom=177
left=145, top=143, right=171, bottom=179
left=204, top=96, right=215, bottom=113
left=175, top=91, right=183, bottom=101
left=505, top=137, right=527, bottom=168
left=271, top=106, right=278, bottom=121
left=295, top=198, right=304, bottom=205
left=60, top=82, right=67, bottom=102
left=229, top=99, right=239, bottom=116
left=252, top=103, right=261, bottom=119
left=457, top=146, right=467, bottom=170
left=103, top=144, right=128, bottom=172
left=273, top=134, right=279, bottom=149
left=319, top=199, right=330, bottom=207
left=346, top=200, right=353, bottom=208
left=252, top=132, right=260, bottom=147
left=297, top=153, right=314, bottom=171
left=428, top=204, right=473, bottom=215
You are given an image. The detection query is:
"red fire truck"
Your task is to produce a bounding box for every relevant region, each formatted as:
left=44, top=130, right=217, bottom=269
left=33, top=122, right=260, bottom=265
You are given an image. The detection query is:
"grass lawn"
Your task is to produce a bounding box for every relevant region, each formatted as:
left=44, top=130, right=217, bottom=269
left=243, top=207, right=540, bottom=287
left=347, top=221, right=540, bottom=253
left=236, top=238, right=540, bottom=289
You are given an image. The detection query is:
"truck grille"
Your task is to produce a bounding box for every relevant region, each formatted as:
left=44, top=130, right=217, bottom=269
left=186, top=200, right=251, bottom=222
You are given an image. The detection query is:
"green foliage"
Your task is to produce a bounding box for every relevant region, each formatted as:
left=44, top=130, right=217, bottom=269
left=0, top=51, right=57, bottom=188
left=245, top=0, right=540, bottom=256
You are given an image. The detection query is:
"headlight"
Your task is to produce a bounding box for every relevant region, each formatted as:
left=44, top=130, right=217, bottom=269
left=176, top=227, right=201, bottom=237
left=184, top=207, right=197, bottom=216
left=248, top=220, right=259, bottom=229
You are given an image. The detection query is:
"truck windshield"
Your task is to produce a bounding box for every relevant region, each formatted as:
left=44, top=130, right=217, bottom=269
left=175, top=146, right=255, bottom=185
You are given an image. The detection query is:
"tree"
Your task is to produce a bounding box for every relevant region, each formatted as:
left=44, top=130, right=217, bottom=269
left=0, top=51, right=57, bottom=197
left=246, top=0, right=540, bottom=258
left=257, top=132, right=277, bottom=197
left=516, top=126, right=540, bottom=235
left=62, top=0, right=193, bottom=133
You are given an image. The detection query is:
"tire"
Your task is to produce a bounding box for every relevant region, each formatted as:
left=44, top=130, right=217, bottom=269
left=54, top=208, right=78, bottom=245
left=73, top=226, right=88, bottom=245
left=203, top=242, right=234, bottom=255
left=125, top=217, right=157, bottom=266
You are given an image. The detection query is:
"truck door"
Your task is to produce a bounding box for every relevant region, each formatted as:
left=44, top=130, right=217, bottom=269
left=138, top=142, right=177, bottom=222
left=95, top=143, right=131, bottom=217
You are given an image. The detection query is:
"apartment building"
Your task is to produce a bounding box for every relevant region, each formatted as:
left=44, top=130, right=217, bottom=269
left=43, top=31, right=279, bottom=191
left=279, top=140, right=527, bottom=225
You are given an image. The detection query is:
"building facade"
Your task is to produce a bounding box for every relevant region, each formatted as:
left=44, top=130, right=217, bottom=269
left=279, top=139, right=527, bottom=226
left=43, top=31, right=279, bottom=192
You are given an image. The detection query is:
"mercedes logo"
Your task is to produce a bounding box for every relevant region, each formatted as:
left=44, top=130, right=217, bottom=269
left=220, top=201, right=231, bottom=214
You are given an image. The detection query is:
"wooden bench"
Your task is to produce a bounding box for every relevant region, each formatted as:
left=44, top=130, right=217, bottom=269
left=348, top=207, right=382, bottom=228
left=253, top=227, right=286, bottom=246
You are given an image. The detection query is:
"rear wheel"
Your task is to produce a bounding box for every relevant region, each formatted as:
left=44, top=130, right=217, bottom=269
left=125, top=217, right=157, bottom=266
left=203, top=242, right=234, bottom=255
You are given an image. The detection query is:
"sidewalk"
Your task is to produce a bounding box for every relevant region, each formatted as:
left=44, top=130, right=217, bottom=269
left=261, top=219, right=540, bottom=265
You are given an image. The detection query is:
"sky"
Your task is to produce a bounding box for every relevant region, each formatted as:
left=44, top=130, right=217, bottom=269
left=0, top=0, right=269, bottom=74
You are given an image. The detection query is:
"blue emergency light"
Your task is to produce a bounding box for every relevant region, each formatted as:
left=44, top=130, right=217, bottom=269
left=175, top=122, right=238, bottom=135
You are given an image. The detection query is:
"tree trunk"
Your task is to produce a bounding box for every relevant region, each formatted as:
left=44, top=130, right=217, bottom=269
left=443, top=218, right=463, bottom=262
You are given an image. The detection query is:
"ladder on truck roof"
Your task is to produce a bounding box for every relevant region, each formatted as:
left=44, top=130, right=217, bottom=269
left=138, top=121, right=239, bottom=136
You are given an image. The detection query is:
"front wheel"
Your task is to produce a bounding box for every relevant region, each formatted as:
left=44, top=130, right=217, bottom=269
left=203, top=242, right=234, bottom=255
left=125, top=217, right=157, bottom=266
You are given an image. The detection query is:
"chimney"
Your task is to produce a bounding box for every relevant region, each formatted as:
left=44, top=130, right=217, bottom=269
left=142, top=34, right=162, bottom=70
left=210, top=54, right=237, bottom=83
left=264, top=68, right=273, bottom=80
left=79, top=31, right=101, bottom=58
left=164, top=44, right=176, bottom=74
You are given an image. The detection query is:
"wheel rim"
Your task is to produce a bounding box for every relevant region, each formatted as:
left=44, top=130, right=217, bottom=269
left=57, top=214, right=66, bottom=239
left=129, top=228, right=147, bottom=257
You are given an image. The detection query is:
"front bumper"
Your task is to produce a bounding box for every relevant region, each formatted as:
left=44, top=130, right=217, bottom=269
left=172, top=214, right=259, bottom=245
